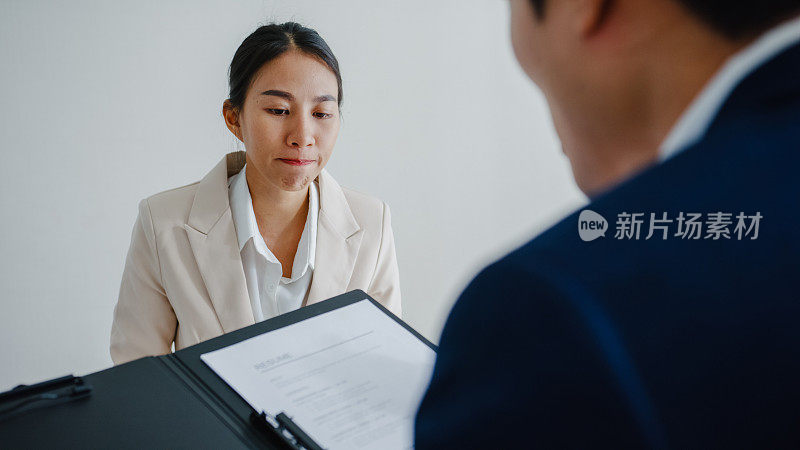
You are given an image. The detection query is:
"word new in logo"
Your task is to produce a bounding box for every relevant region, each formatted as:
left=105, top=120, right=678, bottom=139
left=578, top=210, right=608, bottom=241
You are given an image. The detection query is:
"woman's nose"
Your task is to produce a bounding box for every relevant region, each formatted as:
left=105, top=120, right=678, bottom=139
left=286, top=116, right=315, bottom=148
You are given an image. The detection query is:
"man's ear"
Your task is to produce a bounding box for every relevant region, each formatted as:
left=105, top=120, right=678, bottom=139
left=575, top=0, right=613, bottom=37
left=222, top=99, right=243, bottom=142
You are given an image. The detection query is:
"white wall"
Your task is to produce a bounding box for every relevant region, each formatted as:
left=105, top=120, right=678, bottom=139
left=0, top=0, right=584, bottom=390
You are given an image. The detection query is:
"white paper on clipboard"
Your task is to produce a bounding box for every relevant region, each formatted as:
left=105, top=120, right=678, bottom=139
left=201, top=299, right=436, bottom=450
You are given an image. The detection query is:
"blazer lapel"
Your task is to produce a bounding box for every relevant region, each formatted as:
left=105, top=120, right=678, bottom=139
left=185, top=152, right=255, bottom=333
left=306, top=169, right=363, bottom=305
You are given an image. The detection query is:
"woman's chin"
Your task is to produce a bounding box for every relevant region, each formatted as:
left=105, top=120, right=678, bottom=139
left=277, top=172, right=315, bottom=191
left=263, top=159, right=322, bottom=191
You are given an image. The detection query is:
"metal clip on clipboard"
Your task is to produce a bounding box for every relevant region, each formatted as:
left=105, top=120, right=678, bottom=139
left=250, top=410, right=325, bottom=450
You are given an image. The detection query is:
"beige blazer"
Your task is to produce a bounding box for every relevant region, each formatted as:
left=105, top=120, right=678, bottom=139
left=110, top=151, right=401, bottom=365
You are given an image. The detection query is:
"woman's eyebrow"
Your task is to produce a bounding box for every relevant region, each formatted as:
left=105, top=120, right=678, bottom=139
left=261, top=89, right=293, bottom=100
left=315, top=94, right=336, bottom=103
left=260, top=90, right=336, bottom=103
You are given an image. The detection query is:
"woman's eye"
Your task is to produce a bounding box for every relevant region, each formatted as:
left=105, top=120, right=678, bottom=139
left=267, top=108, right=289, bottom=115
left=313, top=112, right=332, bottom=119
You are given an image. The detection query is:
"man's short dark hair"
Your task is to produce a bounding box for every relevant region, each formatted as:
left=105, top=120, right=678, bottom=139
left=529, top=0, right=800, bottom=39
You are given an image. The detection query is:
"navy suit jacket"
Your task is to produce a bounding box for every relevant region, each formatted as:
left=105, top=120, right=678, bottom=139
left=415, top=41, right=800, bottom=449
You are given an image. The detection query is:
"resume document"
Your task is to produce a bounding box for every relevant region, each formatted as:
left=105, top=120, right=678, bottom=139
left=201, top=299, right=436, bottom=449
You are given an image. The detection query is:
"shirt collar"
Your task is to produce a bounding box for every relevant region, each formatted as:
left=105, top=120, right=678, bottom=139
left=228, top=164, right=319, bottom=280
left=229, top=164, right=257, bottom=252
left=298, top=176, right=318, bottom=274
left=659, top=14, right=800, bottom=162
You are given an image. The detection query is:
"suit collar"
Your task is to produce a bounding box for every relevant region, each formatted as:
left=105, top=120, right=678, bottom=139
left=306, top=166, right=363, bottom=305
left=317, top=168, right=360, bottom=239
left=187, top=151, right=246, bottom=235
left=659, top=15, right=800, bottom=162
left=183, top=152, right=251, bottom=333
left=187, top=151, right=360, bottom=240
left=184, top=151, right=363, bottom=329
left=712, top=24, right=800, bottom=126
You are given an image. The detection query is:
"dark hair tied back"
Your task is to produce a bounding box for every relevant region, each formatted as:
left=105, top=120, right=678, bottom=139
left=227, top=22, right=343, bottom=110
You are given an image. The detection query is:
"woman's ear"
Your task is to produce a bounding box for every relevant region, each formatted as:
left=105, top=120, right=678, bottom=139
left=222, top=99, right=243, bottom=142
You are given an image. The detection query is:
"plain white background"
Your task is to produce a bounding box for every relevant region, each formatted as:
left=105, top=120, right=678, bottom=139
left=0, top=0, right=584, bottom=390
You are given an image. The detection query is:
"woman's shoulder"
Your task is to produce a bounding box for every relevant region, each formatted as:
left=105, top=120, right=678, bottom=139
left=340, top=185, right=385, bottom=211
left=339, top=185, right=392, bottom=233
left=141, top=152, right=242, bottom=227
left=319, top=170, right=390, bottom=232
left=319, top=169, right=382, bottom=208
left=138, top=181, right=201, bottom=226
left=319, top=170, right=386, bottom=219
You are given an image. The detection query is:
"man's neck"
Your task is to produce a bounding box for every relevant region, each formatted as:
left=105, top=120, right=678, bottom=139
left=564, top=20, right=750, bottom=197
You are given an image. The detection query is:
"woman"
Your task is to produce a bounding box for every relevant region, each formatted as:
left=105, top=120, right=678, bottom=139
left=110, top=22, right=401, bottom=365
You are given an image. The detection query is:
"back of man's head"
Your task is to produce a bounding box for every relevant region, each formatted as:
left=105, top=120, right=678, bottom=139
left=513, top=0, right=800, bottom=196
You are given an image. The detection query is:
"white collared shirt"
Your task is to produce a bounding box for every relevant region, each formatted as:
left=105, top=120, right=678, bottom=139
left=228, top=164, right=319, bottom=322
left=659, top=15, right=800, bottom=161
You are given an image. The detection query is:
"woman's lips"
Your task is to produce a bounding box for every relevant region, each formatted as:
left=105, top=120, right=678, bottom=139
left=278, top=158, right=315, bottom=166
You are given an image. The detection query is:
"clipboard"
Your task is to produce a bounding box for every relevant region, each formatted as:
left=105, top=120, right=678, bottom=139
left=175, top=289, right=437, bottom=449
left=0, top=290, right=436, bottom=449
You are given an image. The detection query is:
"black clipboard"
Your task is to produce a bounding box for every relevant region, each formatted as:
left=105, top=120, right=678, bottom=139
left=0, top=290, right=436, bottom=449
left=173, top=289, right=437, bottom=449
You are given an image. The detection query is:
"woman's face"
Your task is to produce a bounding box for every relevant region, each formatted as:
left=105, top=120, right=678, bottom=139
left=229, top=49, right=340, bottom=192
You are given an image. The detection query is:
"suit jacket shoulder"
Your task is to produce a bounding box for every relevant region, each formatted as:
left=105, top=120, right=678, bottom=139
left=142, top=181, right=199, bottom=233
left=340, top=185, right=388, bottom=234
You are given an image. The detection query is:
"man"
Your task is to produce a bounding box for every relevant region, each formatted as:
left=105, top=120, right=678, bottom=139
left=415, top=0, right=800, bottom=448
